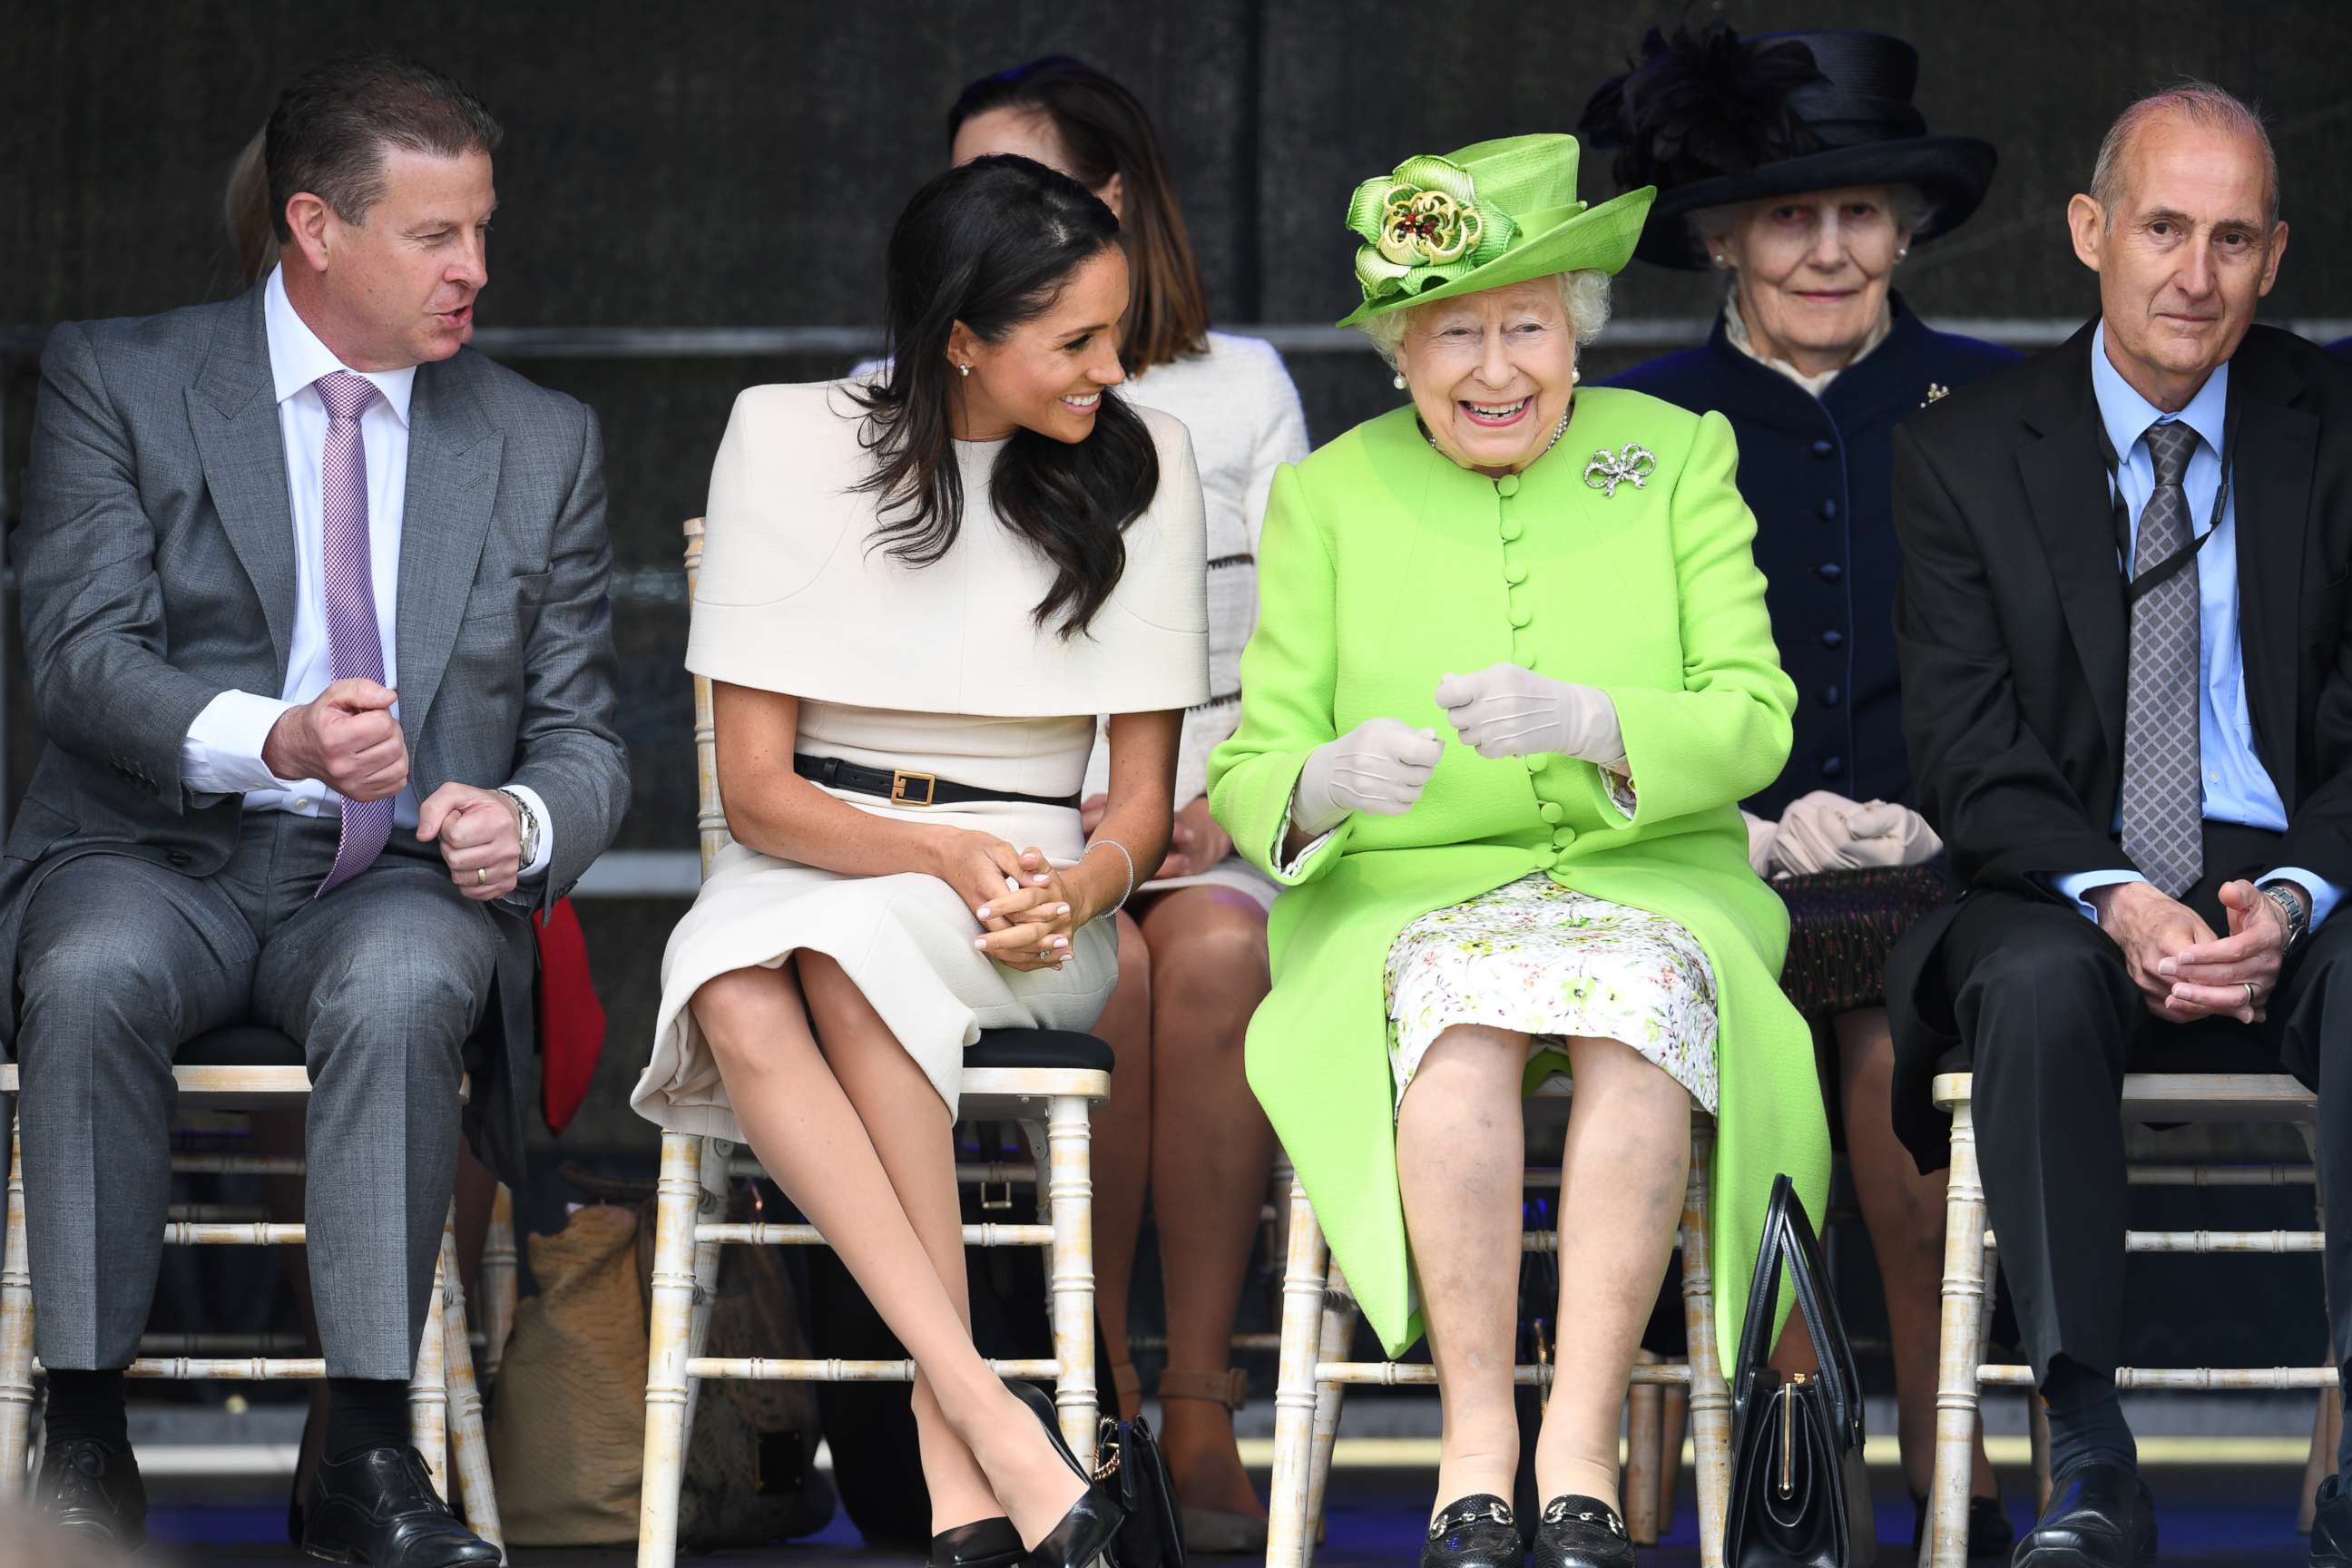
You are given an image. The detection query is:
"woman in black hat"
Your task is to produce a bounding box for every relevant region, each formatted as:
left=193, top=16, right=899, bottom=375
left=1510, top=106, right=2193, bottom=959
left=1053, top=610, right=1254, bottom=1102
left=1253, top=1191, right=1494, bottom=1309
left=1582, top=24, right=2019, bottom=1559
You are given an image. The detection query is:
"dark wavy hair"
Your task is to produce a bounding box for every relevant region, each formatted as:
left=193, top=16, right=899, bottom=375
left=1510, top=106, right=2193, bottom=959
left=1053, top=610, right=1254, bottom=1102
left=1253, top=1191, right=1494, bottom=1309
left=849, top=154, right=1160, bottom=639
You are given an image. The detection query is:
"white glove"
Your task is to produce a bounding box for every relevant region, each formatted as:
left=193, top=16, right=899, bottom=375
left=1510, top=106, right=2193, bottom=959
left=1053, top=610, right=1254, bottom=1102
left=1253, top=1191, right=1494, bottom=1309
left=1741, top=810, right=1779, bottom=878
left=1769, top=791, right=1944, bottom=877
left=1434, top=664, right=1626, bottom=769
left=1292, top=718, right=1444, bottom=838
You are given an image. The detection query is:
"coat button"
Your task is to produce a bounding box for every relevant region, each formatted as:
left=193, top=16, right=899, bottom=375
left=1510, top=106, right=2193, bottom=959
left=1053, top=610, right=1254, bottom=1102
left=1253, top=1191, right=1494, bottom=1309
left=1534, top=848, right=1560, bottom=870
left=1500, top=519, right=1524, bottom=543
left=1495, top=475, right=1522, bottom=498
left=1820, top=756, right=1845, bottom=779
left=1557, top=827, right=1578, bottom=846
left=1540, top=801, right=1565, bottom=824
left=1821, top=629, right=1846, bottom=648
left=1816, top=562, right=1844, bottom=582
left=1819, top=498, right=1840, bottom=521
left=1820, top=685, right=1842, bottom=707
left=167, top=851, right=192, bottom=867
left=1525, top=755, right=1548, bottom=774
left=1811, top=438, right=1835, bottom=458
left=1505, top=564, right=1528, bottom=586
left=1509, top=609, right=1532, bottom=629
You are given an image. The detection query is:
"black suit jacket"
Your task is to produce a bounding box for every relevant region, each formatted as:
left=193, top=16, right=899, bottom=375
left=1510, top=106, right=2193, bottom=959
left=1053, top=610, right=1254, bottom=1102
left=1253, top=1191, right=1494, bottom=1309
left=1886, top=320, right=2352, bottom=1159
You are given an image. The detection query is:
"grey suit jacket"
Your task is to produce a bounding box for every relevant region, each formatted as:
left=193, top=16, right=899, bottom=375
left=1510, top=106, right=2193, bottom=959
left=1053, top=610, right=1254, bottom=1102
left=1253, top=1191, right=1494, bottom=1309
left=4, top=281, right=631, bottom=1181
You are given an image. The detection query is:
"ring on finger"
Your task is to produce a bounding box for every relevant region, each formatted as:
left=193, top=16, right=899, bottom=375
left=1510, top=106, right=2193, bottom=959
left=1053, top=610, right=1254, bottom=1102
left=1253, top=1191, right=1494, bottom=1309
left=2245, top=980, right=2259, bottom=1008
left=476, top=867, right=488, bottom=887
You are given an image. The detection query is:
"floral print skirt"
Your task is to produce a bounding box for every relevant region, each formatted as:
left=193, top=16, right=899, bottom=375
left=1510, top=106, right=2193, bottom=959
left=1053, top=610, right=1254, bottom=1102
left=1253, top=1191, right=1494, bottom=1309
left=1383, top=874, right=1720, bottom=1116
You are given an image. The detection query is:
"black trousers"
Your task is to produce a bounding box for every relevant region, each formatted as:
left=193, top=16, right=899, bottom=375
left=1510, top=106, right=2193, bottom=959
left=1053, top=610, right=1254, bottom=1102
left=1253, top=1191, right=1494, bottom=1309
left=1934, top=828, right=2352, bottom=1396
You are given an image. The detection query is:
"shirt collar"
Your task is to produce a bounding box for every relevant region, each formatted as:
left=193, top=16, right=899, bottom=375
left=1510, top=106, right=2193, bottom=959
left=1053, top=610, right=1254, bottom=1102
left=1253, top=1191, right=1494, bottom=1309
left=2091, top=319, right=2227, bottom=464
left=263, top=265, right=416, bottom=426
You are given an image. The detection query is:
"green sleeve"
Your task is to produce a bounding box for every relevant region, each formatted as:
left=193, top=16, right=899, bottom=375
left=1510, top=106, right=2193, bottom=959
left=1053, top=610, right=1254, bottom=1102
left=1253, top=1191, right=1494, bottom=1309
left=1583, top=410, right=1797, bottom=828
left=1208, top=462, right=1357, bottom=885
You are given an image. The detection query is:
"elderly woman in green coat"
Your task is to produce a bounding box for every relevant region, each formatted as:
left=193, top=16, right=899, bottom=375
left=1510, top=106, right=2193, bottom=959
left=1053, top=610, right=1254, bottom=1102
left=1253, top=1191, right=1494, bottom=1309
left=1208, top=134, right=1830, bottom=1568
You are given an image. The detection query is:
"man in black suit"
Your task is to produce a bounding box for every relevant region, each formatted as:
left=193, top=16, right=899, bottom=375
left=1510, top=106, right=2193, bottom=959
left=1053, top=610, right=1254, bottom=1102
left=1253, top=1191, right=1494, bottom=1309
left=1889, top=83, right=2352, bottom=1567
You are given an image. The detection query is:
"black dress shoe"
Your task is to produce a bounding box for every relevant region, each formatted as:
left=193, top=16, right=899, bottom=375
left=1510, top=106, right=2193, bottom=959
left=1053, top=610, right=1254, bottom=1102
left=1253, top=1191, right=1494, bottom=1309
left=2015, top=1463, right=2157, bottom=1568
left=1532, top=1494, right=1632, bottom=1568
left=1004, top=1381, right=1127, bottom=1568
left=935, top=1515, right=1026, bottom=1568
left=1421, top=1494, right=1524, bottom=1568
left=2312, top=1472, right=2352, bottom=1565
left=1910, top=1490, right=2017, bottom=1560
left=34, top=1437, right=146, bottom=1548
left=299, top=1446, right=499, bottom=1566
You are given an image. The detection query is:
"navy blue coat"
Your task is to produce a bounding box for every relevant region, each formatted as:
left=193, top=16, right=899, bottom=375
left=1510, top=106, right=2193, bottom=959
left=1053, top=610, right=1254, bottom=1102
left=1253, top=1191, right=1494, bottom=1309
left=1610, top=298, right=2019, bottom=818
left=2333, top=336, right=2352, bottom=359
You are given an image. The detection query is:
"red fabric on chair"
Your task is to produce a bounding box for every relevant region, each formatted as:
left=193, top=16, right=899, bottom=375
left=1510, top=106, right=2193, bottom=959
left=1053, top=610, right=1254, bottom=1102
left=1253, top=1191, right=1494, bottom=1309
left=533, top=897, right=605, bottom=1135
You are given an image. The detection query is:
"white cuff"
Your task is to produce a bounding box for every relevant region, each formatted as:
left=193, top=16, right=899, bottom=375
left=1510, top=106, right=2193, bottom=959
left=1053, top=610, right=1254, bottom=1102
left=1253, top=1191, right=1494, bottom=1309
left=181, top=691, right=300, bottom=795
left=503, top=784, right=556, bottom=879
left=2051, top=868, right=2147, bottom=922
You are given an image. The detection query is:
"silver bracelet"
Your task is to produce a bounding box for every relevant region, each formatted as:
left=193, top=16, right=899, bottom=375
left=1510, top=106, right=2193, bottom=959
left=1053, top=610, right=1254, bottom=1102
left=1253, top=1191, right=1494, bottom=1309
left=1084, top=838, right=1136, bottom=916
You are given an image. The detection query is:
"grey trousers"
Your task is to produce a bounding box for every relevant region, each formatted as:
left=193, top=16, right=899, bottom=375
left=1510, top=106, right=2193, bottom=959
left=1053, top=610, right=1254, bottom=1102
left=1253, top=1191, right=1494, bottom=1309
left=14, top=810, right=499, bottom=1377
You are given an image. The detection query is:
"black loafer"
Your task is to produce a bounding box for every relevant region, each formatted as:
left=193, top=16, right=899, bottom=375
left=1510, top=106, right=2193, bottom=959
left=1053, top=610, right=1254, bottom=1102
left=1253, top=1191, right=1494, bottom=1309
left=1421, top=1493, right=1524, bottom=1568
left=2313, top=1472, right=2352, bottom=1565
left=1911, top=1490, right=2017, bottom=1560
left=1004, top=1381, right=1127, bottom=1568
left=2015, top=1462, right=2157, bottom=1568
left=299, top=1446, right=500, bottom=1565
left=935, top=1515, right=1025, bottom=1568
left=1532, top=1493, right=1632, bottom=1568
left=34, top=1436, right=146, bottom=1548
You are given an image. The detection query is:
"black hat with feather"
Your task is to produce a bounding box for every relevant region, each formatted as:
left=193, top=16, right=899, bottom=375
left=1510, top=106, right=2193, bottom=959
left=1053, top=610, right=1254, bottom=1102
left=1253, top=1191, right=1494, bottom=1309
left=1577, top=24, right=1996, bottom=270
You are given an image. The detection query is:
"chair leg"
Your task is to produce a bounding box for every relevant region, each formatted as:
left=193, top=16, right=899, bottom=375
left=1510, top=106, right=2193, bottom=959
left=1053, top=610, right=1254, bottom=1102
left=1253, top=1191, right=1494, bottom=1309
left=1658, top=1384, right=1688, bottom=1533
left=679, top=1138, right=730, bottom=1449
left=438, top=1214, right=504, bottom=1559
left=637, top=1132, right=711, bottom=1568
left=1268, top=1173, right=1331, bottom=1568
left=1625, top=1349, right=1661, bottom=1545
left=0, top=1112, right=34, bottom=1487
left=1924, top=1095, right=1992, bottom=1568
left=479, top=1183, right=518, bottom=1386
left=1303, top=1258, right=1357, bottom=1551
left=1041, top=1099, right=1101, bottom=1469
left=1679, top=1118, right=1731, bottom=1568
left=409, top=1226, right=452, bottom=1502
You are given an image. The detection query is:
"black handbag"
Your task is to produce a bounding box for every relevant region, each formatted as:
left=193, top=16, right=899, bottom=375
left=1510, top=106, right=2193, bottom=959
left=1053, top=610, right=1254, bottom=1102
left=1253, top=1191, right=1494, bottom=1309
left=1721, top=1174, right=1875, bottom=1568
left=1093, top=1411, right=1187, bottom=1568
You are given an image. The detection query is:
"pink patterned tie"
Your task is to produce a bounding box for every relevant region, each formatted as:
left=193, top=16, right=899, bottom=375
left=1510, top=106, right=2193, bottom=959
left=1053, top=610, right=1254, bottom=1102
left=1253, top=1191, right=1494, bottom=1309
left=312, top=370, right=394, bottom=897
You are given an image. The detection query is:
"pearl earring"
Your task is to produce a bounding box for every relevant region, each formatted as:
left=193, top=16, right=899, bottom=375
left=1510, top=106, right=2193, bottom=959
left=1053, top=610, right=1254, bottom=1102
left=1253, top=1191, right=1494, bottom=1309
left=1392, top=373, right=1406, bottom=390
left=1896, top=247, right=1909, bottom=261
left=958, top=363, right=971, bottom=377
left=1572, top=368, right=1582, bottom=384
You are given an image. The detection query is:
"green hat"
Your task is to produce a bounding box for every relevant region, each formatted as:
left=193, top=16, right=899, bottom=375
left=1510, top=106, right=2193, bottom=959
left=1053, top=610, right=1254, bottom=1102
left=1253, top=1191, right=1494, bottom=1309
left=1336, top=133, right=1656, bottom=328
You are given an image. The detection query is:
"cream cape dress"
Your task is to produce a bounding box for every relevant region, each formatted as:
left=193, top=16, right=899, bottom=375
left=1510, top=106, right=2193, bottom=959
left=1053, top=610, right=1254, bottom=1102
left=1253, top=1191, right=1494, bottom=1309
left=632, top=382, right=1209, bottom=1141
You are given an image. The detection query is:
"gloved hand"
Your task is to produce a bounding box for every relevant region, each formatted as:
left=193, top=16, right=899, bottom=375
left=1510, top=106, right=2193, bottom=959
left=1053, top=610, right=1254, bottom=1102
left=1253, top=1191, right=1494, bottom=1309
left=1769, top=791, right=1944, bottom=877
left=1292, top=718, right=1445, bottom=838
left=1741, top=810, right=1779, bottom=878
left=1433, top=664, right=1626, bottom=769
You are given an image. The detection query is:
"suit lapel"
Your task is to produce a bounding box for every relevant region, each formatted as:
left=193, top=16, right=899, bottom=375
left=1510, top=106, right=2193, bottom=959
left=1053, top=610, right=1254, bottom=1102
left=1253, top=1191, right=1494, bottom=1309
left=2018, top=325, right=2129, bottom=766
left=2230, top=339, right=2315, bottom=797
left=395, top=356, right=504, bottom=757
left=187, top=286, right=299, bottom=685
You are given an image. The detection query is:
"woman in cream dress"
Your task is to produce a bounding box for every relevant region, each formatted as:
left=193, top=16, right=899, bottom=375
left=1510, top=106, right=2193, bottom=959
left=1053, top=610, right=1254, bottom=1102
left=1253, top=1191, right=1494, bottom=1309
left=632, top=155, right=1205, bottom=1568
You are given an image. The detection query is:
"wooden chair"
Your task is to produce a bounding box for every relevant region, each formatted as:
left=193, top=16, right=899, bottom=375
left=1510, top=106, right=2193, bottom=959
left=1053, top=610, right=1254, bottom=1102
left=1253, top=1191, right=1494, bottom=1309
left=1922, top=1071, right=2337, bottom=1567
left=1264, top=1085, right=1735, bottom=1568
left=634, top=519, right=1114, bottom=1568
left=0, top=1024, right=501, bottom=1554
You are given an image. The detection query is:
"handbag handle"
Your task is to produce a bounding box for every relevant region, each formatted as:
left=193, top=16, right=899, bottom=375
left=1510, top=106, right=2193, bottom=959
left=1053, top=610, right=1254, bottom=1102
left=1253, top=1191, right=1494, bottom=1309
left=1730, top=1174, right=1865, bottom=1445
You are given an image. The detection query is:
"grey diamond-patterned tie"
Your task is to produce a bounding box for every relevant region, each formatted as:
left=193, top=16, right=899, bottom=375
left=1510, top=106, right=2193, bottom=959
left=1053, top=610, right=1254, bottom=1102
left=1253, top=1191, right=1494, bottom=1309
left=2118, top=419, right=2204, bottom=897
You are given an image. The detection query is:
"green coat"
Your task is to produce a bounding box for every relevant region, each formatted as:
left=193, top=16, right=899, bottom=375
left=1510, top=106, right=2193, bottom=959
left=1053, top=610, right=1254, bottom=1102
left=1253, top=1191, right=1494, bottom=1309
left=1207, top=388, right=1829, bottom=1362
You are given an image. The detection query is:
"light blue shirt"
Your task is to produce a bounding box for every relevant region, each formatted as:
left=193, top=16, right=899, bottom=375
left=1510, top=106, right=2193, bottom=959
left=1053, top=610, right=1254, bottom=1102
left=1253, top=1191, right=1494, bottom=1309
left=2053, top=326, right=2341, bottom=927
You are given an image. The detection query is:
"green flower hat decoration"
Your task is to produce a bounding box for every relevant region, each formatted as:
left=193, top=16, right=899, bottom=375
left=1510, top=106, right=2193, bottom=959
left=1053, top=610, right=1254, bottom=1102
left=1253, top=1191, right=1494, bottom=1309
left=1336, top=133, right=1658, bottom=328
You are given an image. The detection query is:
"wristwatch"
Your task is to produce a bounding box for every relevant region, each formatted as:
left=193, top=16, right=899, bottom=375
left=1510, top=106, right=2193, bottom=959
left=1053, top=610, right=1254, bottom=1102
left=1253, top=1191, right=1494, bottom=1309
left=2259, top=879, right=2312, bottom=953
left=495, top=788, right=542, bottom=869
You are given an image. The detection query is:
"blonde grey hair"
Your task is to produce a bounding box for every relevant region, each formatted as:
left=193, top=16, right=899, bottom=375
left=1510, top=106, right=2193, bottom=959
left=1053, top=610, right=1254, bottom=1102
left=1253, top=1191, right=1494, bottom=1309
left=1354, top=269, right=1613, bottom=369
left=2091, top=81, right=2279, bottom=230
left=1686, top=182, right=1935, bottom=260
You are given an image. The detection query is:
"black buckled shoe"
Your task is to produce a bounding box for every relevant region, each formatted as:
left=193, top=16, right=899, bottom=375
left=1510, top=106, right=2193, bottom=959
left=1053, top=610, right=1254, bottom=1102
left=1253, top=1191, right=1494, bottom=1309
left=1003, top=1381, right=1127, bottom=1568
left=1421, top=1494, right=1524, bottom=1568
left=934, top=1515, right=1025, bottom=1568
left=2312, top=1472, right=2352, bottom=1565
left=299, top=1446, right=500, bottom=1565
left=34, top=1437, right=146, bottom=1548
left=2015, top=1463, right=2157, bottom=1568
left=1531, top=1493, right=1632, bottom=1568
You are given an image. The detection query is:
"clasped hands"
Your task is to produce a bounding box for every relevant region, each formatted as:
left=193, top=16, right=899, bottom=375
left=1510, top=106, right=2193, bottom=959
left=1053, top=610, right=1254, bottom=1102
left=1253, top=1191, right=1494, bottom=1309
left=2090, top=878, right=2292, bottom=1026
left=260, top=676, right=523, bottom=901
left=929, top=829, right=1083, bottom=974
left=1292, top=663, right=1622, bottom=837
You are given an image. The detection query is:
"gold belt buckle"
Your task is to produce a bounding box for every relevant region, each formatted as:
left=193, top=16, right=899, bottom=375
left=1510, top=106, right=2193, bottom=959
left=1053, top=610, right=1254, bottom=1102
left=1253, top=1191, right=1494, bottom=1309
left=890, top=769, right=937, bottom=807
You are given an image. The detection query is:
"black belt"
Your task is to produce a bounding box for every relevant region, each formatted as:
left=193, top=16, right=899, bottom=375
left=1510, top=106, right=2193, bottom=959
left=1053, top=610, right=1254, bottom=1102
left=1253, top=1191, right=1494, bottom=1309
left=793, top=754, right=1080, bottom=811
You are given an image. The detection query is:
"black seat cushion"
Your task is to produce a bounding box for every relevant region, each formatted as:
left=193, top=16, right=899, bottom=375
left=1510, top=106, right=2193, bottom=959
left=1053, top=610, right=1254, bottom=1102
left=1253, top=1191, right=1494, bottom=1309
left=177, top=1024, right=305, bottom=1068
left=965, top=1029, right=1112, bottom=1073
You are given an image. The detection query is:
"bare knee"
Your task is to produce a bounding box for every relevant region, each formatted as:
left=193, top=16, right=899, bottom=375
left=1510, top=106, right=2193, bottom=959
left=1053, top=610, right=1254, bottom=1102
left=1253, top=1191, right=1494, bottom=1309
left=691, top=964, right=804, bottom=1075
left=1144, top=894, right=1269, bottom=1019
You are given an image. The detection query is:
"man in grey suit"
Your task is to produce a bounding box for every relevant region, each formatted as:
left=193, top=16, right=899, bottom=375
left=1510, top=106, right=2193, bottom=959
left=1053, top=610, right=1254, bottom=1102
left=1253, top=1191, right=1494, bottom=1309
left=7, top=54, right=626, bottom=1561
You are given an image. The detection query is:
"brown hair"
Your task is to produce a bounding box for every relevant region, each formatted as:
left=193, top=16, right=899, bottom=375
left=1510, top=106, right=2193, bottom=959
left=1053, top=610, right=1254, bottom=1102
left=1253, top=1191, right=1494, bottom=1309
left=265, top=51, right=501, bottom=244
left=224, top=125, right=276, bottom=284
left=948, top=57, right=1210, bottom=370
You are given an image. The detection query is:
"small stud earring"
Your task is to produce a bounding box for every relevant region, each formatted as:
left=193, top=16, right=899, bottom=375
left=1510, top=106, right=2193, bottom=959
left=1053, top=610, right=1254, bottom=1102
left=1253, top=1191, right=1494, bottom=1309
left=1392, top=373, right=1406, bottom=390
left=1713, top=254, right=1728, bottom=267
left=1896, top=247, right=1909, bottom=261
left=1572, top=368, right=1582, bottom=384
left=958, top=362, right=971, bottom=377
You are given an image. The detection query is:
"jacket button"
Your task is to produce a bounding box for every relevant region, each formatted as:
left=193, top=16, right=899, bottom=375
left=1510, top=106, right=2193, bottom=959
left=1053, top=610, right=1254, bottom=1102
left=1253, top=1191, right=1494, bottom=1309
left=1811, top=438, right=1834, bottom=458
left=1534, top=848, right=1560, bottom=870
left=1820, top=756, right=1846, bottom=779
left=1557, top=827, right=1578, bottom=846
left=1525, top=755, right=1548, bottom=775
left=167, top=851, right=192, bottom=867
left=1509, top=609, right=1532, bottom=629
left=1495, top=475, right=1522, bottom=498
left=1821, top=629, right=1846, bottom=648
left=1816, top=562, right=1844, bottom=582
left=1820, top=685, right=1843, bottom=707
left=1819, top=498, right=1840, bottom=521
left=1505, top=564, right=1528, bottom=586
left=1540, top=801, right=1565, bottom=824
left=1500, top=520, right=1524, bottom=543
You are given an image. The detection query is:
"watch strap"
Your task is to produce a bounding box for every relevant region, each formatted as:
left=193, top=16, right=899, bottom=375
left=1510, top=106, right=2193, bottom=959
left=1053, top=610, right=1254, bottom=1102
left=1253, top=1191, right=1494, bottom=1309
left=496, top=787, right=542, bottom=867
left=2259, top=880, right=2311, bottom=948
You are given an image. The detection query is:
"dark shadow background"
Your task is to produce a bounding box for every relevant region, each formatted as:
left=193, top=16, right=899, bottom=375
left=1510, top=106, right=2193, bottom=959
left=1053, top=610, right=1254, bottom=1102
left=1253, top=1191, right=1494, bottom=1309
left=2, top=0, right=2344, bottom=1384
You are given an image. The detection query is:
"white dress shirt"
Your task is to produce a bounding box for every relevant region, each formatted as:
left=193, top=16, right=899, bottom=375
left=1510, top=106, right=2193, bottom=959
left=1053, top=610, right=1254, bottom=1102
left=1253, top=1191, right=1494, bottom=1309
left=179, top=266, right=552, bottom=877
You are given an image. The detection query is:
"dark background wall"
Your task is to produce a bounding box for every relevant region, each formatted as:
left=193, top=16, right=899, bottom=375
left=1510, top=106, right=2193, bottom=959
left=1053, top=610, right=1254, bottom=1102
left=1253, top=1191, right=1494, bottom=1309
left=2, top=0, right=2345, bottom=1239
